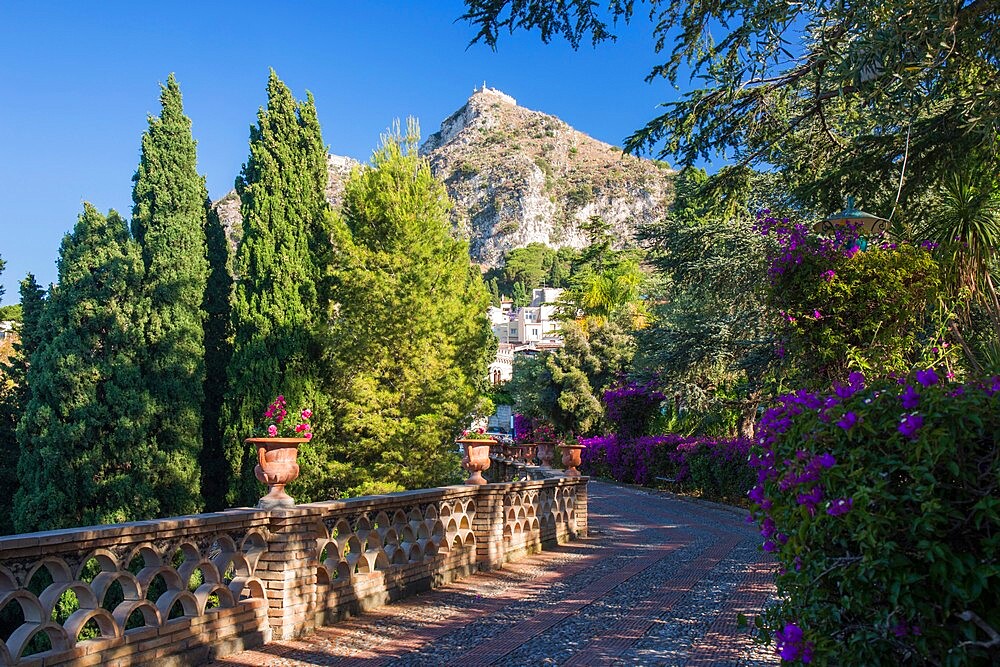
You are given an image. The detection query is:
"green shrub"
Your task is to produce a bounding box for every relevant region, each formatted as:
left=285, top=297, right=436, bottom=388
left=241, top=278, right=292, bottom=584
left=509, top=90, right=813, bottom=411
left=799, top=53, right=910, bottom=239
left=566, top=184, right=594, bottom=209
left=750, top=372, right=1000, bottom=665
left=760, top=214, right=943, bottom=388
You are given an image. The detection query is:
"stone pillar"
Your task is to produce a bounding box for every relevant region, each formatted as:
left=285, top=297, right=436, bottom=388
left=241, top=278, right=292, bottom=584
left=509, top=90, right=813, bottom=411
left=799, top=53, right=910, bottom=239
left=573, top=479, right=589, bottom=538
left=472, top=486, right=507, bottom=571
left=256, top=507, right=321, bottom=640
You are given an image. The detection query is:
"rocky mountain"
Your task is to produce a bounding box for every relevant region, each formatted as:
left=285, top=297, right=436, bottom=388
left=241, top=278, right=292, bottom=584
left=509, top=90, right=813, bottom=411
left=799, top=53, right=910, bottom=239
left=421, top=87, right=674, bottom=266
left=214, top=88, right=674, bottom=266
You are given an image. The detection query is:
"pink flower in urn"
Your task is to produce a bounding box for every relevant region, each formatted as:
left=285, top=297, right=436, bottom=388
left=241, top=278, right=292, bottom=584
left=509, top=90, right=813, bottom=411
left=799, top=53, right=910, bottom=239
left=257, top=395, right=314, bottom=438
left=305, top=433, right=313, bottom=439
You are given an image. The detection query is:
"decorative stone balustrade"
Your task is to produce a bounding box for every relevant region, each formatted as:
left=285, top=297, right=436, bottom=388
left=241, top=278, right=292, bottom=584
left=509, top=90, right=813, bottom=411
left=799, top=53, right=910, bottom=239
left=0, top=474, right=587, bottom=666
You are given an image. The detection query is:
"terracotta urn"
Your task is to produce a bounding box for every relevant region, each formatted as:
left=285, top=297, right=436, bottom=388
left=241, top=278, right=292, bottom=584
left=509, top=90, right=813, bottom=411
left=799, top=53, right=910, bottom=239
left=521, top=444, right=538, bottom=465
left=247, top=437, right=307, bottom=509
left=536, top=442, right=556, bottom=467
left=458, top=438, right=495, bottom=485
left=501, top=443, right=516, bottom=461
left=560, top=444, right=586, bottom=477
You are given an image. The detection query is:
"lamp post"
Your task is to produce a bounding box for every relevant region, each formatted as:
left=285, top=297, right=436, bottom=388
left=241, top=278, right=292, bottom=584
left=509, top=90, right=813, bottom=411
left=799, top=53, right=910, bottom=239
left=814, top=196, right=889, bottom=238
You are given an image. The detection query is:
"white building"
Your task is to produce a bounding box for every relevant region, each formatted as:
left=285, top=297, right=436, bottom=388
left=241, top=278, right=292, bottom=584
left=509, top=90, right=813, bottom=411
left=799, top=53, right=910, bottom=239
left=487, top=288, right=564, bottom=384
left=488, top=343, right=515, bottom=385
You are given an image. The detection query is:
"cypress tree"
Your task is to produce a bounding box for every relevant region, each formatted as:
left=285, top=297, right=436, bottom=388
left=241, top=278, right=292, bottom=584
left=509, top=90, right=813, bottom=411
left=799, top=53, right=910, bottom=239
left=14, top=205, right=156, bottom=532
left=325, top=122, right=495, bottom=495
left=220, top=70, right=333, bottom=507
left=131, top=73, right=208, bottom=515
left=200, top=204, right=233, bottom=511
left=0, top=271, right=41, bottom=533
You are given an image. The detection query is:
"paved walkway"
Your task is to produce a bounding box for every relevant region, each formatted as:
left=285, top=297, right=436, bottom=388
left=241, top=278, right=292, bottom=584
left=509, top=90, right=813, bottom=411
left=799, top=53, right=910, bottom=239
left=210, top=481, right=778, bottom=666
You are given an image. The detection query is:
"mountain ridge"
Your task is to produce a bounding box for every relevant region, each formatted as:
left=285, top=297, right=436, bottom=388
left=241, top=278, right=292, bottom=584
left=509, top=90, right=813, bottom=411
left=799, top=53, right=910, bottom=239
left=214, top=87, right=675, bottom=265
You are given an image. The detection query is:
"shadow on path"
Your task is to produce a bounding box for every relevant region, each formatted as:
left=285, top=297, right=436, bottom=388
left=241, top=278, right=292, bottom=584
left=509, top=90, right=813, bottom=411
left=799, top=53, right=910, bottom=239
left=209, top=481, right=777, bottom=666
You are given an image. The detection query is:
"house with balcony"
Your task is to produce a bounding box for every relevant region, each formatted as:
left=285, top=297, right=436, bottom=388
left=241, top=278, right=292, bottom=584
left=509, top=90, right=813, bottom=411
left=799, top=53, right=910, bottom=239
left=487, top=288, right=564, bottom=383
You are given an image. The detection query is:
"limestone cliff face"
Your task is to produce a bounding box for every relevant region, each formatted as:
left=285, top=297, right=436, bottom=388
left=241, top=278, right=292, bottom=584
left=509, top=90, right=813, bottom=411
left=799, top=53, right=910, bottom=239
left=214, top=88, right=674, bottom=266
left=421, top=87, right=675, bottom=266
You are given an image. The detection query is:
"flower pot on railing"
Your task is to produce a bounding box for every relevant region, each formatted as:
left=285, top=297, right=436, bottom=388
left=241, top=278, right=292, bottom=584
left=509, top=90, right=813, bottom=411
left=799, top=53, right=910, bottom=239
left=501, top=443, right=516, bottom=461
left=458, top=438, right=495, bottom=485
left=246, top=437, right=308, bottom=509
left=560, top=443, right=586, bottom=477
left=521, top=444, right=538, bottom=465
left=536, top=442, right=556, bottom=467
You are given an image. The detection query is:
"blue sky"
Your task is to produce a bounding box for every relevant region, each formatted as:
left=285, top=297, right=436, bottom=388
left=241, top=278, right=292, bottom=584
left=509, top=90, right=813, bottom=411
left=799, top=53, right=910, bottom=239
left=0, top=1, right=682, bottom=301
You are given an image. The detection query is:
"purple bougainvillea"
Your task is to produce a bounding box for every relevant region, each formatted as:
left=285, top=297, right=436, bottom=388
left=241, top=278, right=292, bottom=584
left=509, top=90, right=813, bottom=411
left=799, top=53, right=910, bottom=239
left=580, top=432, right=750, bottom=492
left=602, top=381, right=666, bottom=440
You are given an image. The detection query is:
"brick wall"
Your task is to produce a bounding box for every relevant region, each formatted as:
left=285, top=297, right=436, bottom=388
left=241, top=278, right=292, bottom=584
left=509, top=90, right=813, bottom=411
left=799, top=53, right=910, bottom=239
left=0, top=473, right=587, bottom=666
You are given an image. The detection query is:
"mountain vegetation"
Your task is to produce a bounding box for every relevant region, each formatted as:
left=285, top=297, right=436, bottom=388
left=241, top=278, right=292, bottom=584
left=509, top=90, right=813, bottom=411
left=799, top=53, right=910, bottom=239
left=421, top=87, right=674, bottom=265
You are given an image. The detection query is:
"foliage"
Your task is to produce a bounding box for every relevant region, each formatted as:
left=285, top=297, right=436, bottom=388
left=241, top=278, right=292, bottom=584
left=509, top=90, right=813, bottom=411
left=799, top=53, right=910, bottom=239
left=759, top=212, right=943, bottom=388
left=561, top=216, right=648, bottom=328
left=511, top=280, right=530, bottom=307
left=512, top=413, right=556, bottom=444
left=635, top=172, right=779, bottom=437
left=487, top=276, right=502, bottom=306
left=486, top=383, right=513, bottom=407
left=0, top=276, right=45, bottom=532
left=14, top=205, right=158, bottom=531
left=580, top=433, right=751, bottom=502
left=199, top=204, right=234, bottom=510
left=0, top=304, right=20, bottom=322
left=750, top=373, right=1000, bottom=665
left=486, top=242, right=575, bottom=294
left=920, top=171, right=1000, bottom=373
left=459, top=427, right=493, bottom=440
left=507, top=318, right=634, bottom=436
left=580, top=378, right=751, bottom=501
left=322, top=121, right=495, bottom=498
left=602, top=380, right=664, bottom=440
left=461, top=0, right=1000, bottom=215
left=577, top=259, right=647, bottom=327
left=221, top=70, right=335, bottom=507
left=130, top=73, right=208, bottom=516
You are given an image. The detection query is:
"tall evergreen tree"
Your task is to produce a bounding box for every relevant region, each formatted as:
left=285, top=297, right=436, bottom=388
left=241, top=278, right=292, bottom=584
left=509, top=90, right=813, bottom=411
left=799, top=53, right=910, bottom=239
left=0, top=259, right=34, bottom=535
left=200, top=204, right=233, bottom=511
left=131, top=73, right=208, bottom=515
left=323, top=122, right=495, bottom=495
left=0, top=275, right=45, bottom=533
left=220, top=71, right=333, bottom=507
left=14, top=205, right=156, bottom=532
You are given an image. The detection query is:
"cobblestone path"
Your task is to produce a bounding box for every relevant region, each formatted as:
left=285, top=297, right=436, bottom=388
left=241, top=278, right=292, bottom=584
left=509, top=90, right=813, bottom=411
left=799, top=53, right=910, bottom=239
left=210, top=481, right=778, bottom=666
